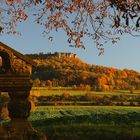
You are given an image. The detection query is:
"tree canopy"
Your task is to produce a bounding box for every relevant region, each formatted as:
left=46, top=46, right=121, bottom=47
left=0, top=0, right=140, bottom=52
left=27, top=53, right=140, bottom=91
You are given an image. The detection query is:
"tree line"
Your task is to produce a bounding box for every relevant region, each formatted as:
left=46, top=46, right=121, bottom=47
left=28, top=53, right=140, bottom=91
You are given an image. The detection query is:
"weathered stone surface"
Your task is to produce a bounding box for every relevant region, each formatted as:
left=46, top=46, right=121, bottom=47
left=0, top=42, right=47, bottom=140
left=0, top=42, right=37, bottom=67
left=0, top=102, right=9, bottom=120
left=0, top=75, right=33, bottom=92
left=0, top=96, right=9, bottom=120
left=0, top=124, right=10, bottom=140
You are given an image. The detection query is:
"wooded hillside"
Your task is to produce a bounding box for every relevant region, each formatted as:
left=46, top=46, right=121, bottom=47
left=27, top=53, right=140, bottom=91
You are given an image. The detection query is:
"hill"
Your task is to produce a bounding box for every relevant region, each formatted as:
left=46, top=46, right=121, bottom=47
left=26, top=52, right=140, bottom=91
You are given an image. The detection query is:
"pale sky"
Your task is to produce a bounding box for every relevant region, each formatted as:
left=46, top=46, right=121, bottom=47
left=0, top=18, right=140, bottom=72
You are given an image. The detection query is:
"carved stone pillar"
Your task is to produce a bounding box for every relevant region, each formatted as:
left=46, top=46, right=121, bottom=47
left=0, top=42, right=47, bottom=140
left=8, top=91, right=36, bottom=139
left=0, top=75, right=47, bottom=140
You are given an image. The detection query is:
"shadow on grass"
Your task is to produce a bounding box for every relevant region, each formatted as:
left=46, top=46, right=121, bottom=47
left=31, top=115, right=140, bottom=140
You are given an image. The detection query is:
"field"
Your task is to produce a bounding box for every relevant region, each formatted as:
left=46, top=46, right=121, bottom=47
left=31, top=87, right=140, bottom=96
left=2, top=89, right=140, bottom=139
left=27, top=106, right=140, bottom=140
left=29, top=88, right=140, bottom=139
left=30, top=88, right=140, bottom=106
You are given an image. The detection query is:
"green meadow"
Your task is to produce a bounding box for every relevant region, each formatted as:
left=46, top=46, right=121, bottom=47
left=31, top=87, right=140, bottom=96
left=2, top=89, right=140, bottom=139
left=27, top=106, right=140, bottom=140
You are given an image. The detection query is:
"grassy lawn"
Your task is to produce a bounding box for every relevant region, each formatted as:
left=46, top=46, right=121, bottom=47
left=34, top=105, right=140, bottom=111
left=31, top=87, right=140, bottom=96
left=28, top=106, right=140, bottom=140
left=2, top=106, right=140, bottom=139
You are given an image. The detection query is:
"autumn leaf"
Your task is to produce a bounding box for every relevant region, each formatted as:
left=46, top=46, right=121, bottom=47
left=75, top=37, right=80, bottom=46
left=48, top=36, right=53, bottom=41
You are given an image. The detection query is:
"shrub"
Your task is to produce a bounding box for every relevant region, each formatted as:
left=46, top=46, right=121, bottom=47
left=72, top=85, right=77, bottom=90
left=62, top=92, right=70, bottom=100
left=130, top=102, right=136, bottom=106
left=85, top=92, right=93, bottom=101
left=129, top=86, right=135, bottom=94
left=85, top=85, right=91, bottom=91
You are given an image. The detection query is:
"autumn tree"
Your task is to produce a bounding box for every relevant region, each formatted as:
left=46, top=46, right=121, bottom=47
left=46, top=80, right=52, bottom=89
left=0, top=0, right=140, bottom=52
left=33, top=78, right=41, bottom=86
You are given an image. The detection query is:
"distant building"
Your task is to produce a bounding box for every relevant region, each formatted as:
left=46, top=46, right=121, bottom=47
left=26, top=52, right=77, bottom=59
left=54, top=52, right=77, bottom=58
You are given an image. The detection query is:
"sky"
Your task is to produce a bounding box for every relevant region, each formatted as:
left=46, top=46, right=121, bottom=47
left=0, top=18, right=140, bottom=72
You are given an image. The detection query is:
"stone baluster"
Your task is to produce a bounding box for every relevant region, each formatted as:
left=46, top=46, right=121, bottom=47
left=8, top=91, right=36, bottom=139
